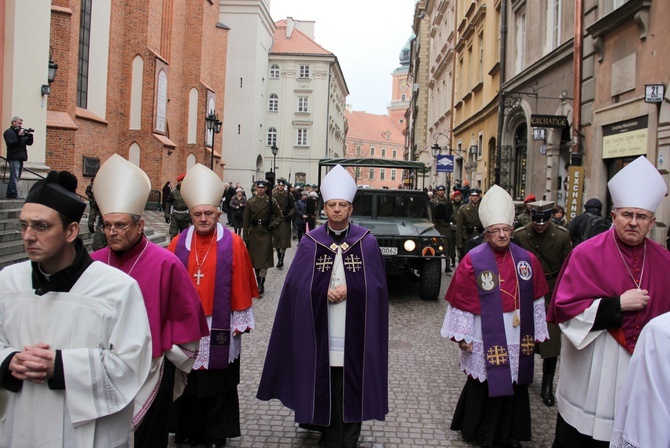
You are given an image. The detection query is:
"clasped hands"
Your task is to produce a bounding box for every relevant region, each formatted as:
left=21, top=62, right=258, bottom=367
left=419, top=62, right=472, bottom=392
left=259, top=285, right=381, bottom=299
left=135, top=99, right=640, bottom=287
left=620, top=288, right=650, bottom=312
left=328, top=284, right=347, bottom=304
left=9, top=342, right=55, bottom=384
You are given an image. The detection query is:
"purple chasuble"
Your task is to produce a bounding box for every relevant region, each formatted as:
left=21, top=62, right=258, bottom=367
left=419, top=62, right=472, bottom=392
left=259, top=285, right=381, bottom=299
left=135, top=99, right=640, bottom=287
left=257, top=223, right=389, bottom=425
left=175, top=227, right=233, bottom=369
left=469, top=242, right=536, bottom=397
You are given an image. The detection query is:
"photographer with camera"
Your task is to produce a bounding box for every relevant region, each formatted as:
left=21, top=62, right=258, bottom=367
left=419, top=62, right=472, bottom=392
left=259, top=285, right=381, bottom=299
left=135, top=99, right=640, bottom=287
left=3, top=116, right=34, bottom=199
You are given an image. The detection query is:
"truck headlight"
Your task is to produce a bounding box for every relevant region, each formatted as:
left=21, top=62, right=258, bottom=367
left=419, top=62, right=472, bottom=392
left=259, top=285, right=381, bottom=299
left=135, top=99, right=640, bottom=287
left=404, top=239, right=416, bottom=252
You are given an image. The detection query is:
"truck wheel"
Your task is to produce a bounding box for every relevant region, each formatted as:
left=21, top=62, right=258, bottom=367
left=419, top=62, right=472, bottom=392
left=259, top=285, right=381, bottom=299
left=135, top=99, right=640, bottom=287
left=420, top=258, right=441, bottom=300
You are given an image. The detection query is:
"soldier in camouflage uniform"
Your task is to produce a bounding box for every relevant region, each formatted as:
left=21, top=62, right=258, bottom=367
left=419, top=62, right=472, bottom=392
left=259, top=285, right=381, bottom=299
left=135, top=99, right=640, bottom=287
left=448, top=190, right=463, bottom=267
left=430, top=185, right=452, bottom=273
left=244, top=180, right=283, bottom=295
left=164, top=173, right=191, bottom=240
left=86, top=177, right=107, bottom=250
left=455, top=188, right=483, bottom=259
left=513, top=200, right=571, bottom=407
left=272, top=179, right=295, bottom=269
left=514, top=194, right=535, bottom=229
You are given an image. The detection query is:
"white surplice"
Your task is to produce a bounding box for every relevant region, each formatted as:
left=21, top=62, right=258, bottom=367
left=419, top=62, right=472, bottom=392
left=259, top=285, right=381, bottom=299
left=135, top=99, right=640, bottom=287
left=328, top=248, right=347, bottom=367
left=0, top=261, right=152, bottom=448
left=611, top=311, right=670, bottom=448
left=557, top=299, right=631, bottom=443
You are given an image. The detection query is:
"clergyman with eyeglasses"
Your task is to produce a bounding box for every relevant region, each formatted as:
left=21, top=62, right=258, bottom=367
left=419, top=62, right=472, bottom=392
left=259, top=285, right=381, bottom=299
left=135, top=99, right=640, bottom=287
left=548, top=156, right=670, bottom=448
left=90, top=155, right=208, bottom=447
left=0, top=170, right=153, bottom=446
left=441, top=185, right=550, bottom=448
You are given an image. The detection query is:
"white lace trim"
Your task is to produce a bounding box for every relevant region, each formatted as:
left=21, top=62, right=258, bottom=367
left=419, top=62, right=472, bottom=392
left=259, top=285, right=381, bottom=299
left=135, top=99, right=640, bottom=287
left=441, top=299, right=549, bottom=381
left=610, top=430, right=639, bottom=448
left=193, top=308, right=254, bottom=370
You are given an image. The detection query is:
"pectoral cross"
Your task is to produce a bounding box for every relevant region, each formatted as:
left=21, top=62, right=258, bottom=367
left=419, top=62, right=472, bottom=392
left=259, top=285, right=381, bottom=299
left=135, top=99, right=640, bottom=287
left=194, top=269, right=205, bottom=286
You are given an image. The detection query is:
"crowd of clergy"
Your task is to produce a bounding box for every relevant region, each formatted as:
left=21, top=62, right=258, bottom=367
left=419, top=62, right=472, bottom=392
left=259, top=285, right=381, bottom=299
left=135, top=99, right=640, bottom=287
left=0, top=153, right=668, bottom=448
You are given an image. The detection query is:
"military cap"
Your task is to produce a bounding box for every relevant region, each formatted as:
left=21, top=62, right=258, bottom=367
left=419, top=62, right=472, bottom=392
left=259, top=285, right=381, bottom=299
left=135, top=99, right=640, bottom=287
left=256, top=180, right=269, bottom=188
left=436, top=185, right=446, bottom=191
left=469, top=188, right=482, bottom=196
left=529, top=200, right=555, bottom=224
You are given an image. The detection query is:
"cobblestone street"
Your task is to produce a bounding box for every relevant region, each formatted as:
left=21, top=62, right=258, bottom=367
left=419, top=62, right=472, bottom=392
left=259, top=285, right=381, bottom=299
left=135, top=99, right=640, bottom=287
left=144, top=213, right=559, bottom=448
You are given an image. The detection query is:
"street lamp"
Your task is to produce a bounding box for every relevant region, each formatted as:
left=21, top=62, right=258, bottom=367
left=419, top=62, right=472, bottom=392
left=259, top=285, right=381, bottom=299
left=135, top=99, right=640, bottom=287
left=42, top=51, right=59, bottom=96
left=205, top=111, right=222, bottom=170
left=431, top=143, right=442, bottom=187
left=270, top=143, right=279, bottom=186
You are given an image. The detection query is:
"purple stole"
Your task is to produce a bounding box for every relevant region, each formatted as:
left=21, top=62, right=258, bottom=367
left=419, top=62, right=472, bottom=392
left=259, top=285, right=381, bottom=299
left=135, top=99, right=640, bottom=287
left=469, top=242, right=535, bottom=397
left=175, top=226, right=233, bottom=370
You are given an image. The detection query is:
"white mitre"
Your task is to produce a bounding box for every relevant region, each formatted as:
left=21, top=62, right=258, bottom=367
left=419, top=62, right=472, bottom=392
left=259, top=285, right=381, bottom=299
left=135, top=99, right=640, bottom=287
left=479, top=185, right=515, bottom=228
left=181, top=163, right=225, bottom=208
left=608, top=156, right=667, bottom=212
left=94, top=154, right=151, bottom=216
left=321, top=164, right=357, bottom=203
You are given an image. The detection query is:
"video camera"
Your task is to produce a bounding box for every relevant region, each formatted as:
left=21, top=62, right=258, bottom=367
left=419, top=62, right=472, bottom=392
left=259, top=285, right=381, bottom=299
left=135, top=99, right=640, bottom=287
left=21, top=128, right=34, bottom=134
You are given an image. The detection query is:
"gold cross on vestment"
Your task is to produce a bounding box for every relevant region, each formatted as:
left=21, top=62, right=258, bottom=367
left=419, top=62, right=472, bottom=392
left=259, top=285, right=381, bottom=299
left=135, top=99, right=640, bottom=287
left=344, top=254, right=363, bottom=272
left=316, top=255, right=334, bottom=273
left=521, top=335, right=535, bottom=355
left=486, top=345, right=509, bottom=366
left=194, top=269, right=204, bottom=286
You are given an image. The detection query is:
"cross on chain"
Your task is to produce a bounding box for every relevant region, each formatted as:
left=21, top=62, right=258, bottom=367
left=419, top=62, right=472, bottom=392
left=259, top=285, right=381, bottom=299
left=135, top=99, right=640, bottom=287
left=344, top=254, right=363, bottom=272
left=194, top=269, right=205, bottom=286
left=521, top=335, right=535, bottom=356
left=486, top=345, right=509, bottom=366
left=316, top=255, right=334, bottom=273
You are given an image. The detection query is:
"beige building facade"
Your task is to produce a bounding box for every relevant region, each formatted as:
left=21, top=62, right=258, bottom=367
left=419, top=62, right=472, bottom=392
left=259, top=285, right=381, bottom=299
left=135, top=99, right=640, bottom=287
left=578, top=0, right=670, bottom=243
left=451, top=0, right=502, bottom=192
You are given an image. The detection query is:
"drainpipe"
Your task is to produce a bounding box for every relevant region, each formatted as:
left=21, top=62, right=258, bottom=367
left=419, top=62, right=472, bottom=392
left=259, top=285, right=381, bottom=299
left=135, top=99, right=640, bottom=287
left=495, top=0, right=508, bottom=185
left=571, top=0, right=583, bottom=166
left=325, top=61, right=334, bottom=158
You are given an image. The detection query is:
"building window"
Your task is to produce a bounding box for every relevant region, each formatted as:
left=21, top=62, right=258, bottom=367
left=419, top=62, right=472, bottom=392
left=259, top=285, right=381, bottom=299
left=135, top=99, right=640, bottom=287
left=298, top=96, right=309, bottom=112
left=267, top=127, right=277, bottom=146
left=391, top=169, right=396, bottom=181
left=392, top=149, right=397, bottom=159
left=478, top=33, right=484, bottom=83
left=268, top=94, right=278, bottom=112
left=380, top=169, right=386, bottom=180
left=356, top=145, right=361, bottom=156
left=77, top=0, right=93, bottom=108
left=381, top=148, right=386, bottom=157
left=401, top=94, right=406, bottom=101
left=270, top=64, right=279, bottom=79
left=370, top=147, right=376, bottom=156
left=515, top=9, right=526, bottom=74
left=299, top=64, right=310, bottom=78
left=545, top=0, right=561, bottom=53
left=297, top=128, right=308, bottom=146
left=369, top=168, right=375, bottom=180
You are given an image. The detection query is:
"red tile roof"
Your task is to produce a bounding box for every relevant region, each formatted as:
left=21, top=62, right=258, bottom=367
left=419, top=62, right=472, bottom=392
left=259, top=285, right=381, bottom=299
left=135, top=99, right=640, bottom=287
left=345, top=110, right=404, bottom=144
left=271, top=20, right=333, bottom=56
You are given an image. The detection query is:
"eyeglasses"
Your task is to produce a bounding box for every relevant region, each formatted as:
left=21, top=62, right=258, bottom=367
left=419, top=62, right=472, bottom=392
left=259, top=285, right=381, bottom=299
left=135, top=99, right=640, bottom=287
left=103, top=222, right=137, bottom=234
left=15, top=221, right=63, bottom=235
left=486, top=227, right=513, bottom=236
left=618, top=211, right=652, bottom=223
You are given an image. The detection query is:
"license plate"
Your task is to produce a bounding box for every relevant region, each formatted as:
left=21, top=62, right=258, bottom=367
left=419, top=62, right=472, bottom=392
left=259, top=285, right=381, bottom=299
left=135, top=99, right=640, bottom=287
left=380, top=247, right=398, bottom=255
